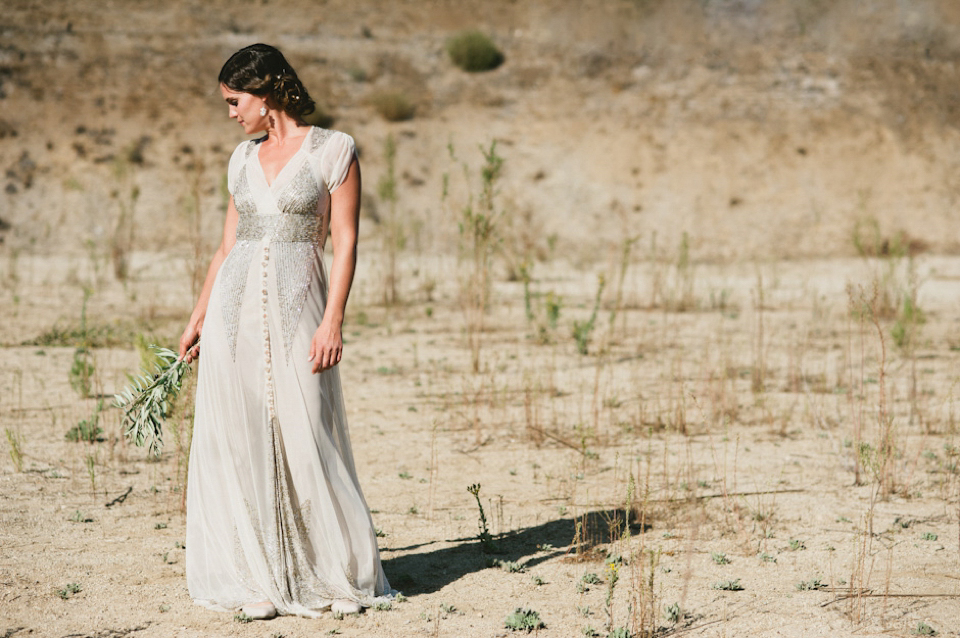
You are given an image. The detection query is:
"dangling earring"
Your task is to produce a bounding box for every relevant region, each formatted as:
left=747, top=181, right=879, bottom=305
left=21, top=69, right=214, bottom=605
left=259, top=106, right=267, bottom=116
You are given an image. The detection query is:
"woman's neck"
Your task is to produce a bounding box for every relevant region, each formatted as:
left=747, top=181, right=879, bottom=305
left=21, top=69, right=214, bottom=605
left=263, top=113, right=308, bottom=145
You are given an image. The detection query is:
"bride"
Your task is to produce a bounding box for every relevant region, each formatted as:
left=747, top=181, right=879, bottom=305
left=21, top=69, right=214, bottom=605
left=178, top=43, right=391, bottom=620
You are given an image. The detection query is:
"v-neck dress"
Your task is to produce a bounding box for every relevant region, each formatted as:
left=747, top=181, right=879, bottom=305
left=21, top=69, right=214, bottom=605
left=185, top=127, right=391, bottom=617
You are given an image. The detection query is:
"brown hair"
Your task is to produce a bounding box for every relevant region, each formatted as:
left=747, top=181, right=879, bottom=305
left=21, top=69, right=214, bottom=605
left=219, top=43, right=316, bottom=118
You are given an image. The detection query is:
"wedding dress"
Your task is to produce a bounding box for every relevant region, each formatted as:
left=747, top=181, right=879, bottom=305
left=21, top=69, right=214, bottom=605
left=185, top=127, right=390, bottom=617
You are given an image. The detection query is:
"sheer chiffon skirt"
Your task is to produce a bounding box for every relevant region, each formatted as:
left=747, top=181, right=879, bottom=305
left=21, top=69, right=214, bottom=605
left=186, top=241, right=391, bottom=618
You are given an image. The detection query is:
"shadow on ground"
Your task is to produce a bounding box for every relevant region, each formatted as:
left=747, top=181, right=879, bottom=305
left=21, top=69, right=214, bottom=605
left=381, top=509, right=649, bottom=595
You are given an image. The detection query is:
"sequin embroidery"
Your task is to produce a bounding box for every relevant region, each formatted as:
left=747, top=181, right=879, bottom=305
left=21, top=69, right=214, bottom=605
left=233, top=167, right=257, bottom=217
left=275, top=163, right=320, bottom=217
left=236, top=214, right=320, bottom=243
left=274, top=242, right=316, bottom=361
left=219, top=240, right=258, bottom=360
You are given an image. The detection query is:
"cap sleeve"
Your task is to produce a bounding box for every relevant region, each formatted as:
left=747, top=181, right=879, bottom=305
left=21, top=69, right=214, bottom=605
left=226, top=141, right=248, bottom=195
left=320, top=131, right=357, bottom=194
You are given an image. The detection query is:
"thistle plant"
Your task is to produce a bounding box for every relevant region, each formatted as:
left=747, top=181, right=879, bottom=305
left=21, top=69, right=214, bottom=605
left=114, top=345, right=191, bottom=457
left=467, top=483, right=498, bottom=552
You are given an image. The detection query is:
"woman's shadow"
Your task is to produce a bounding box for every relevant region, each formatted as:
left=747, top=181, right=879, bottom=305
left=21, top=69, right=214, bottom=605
left=380, top=508, right=649, bottom=595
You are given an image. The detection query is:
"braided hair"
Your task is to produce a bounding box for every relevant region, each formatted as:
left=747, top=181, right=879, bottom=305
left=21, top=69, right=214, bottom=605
left=219, top=43, right=316, bottom=118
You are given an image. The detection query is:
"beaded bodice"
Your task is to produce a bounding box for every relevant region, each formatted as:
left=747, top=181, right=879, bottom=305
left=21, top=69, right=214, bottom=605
left=218, top=127, right=337, bottom=361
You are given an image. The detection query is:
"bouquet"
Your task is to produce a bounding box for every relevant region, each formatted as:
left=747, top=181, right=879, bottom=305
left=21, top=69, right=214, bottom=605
left=114, top=345, right=192, bottom=457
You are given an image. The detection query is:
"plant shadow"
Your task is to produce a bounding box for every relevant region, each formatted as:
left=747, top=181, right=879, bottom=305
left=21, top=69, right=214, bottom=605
left=380, top=509, right=650, bottom=596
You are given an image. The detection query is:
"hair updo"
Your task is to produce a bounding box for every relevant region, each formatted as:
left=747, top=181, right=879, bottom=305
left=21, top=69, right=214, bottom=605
left=219, top=43, right=317, bottom=118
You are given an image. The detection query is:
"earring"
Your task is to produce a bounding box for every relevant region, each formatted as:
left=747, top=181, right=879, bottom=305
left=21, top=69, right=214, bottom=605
left=259, top=106, right=267, bottom=116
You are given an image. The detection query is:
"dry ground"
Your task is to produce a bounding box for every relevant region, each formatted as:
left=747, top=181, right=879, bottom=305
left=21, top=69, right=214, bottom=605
left=3, top=1, right=960, bottom=636
left=2, top=252, right=960, bottom=637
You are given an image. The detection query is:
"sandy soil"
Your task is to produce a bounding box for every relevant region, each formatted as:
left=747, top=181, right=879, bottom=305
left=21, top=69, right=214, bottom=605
left=3, top=1, right=960, bottom=637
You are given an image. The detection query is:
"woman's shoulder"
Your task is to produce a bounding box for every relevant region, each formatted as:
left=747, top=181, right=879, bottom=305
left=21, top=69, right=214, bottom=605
left=230, top=136, right=267, bottom=161
left=308, top=127, right=355, bottom=155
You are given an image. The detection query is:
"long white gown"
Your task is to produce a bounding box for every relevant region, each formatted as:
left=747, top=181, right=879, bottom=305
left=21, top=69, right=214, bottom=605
left=185, top=127, right=391, bottom=617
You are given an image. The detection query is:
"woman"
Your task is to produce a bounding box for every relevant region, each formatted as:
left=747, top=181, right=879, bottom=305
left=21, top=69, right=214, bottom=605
left=178, top=43, right=391, bottom=620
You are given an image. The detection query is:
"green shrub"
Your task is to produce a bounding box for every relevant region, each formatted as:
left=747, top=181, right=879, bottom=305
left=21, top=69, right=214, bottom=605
left=370, top=91, right=415, bottom=122
left=505, top=608, right=544, bottom=632
left=447, top=30, right=504, bottom=72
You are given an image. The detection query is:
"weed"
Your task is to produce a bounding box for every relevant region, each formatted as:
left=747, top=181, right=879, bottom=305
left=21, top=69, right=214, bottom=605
left=891, top=295, right=925, bottom=350
left=664, top=602, right=682, bottom=624
left=788, top=539, right=806, bottom=551
left=921, top=532, right=938, bottom=541
left=608, top=629, right=632, bottom=638
left=85, top=454, right=97, bottom=497
left=234, top=612, right=252, bottom=623
left=489, top=558, right=524, bottom=573
left=581, top=572, right=603, bottom=586
left=582, top=628, right=600, bottom=637
left=573, top=274, right=606, bottom=355
left=398, top=471, right=412, bottom=480
left=5, top=428, right=23, bottom=472
left=467, top=483, right=498, bottom=551
left=531, top=575, right=545, bottom=586
left=712, top=579, right=743, bottom=591
left=711, top=552, right=730, bottom=565
left=914, top=621, right=937, bottom=636
left=520, top=265, right=563, bottom=343
left=373, top=600, right=392, bottom=611
left=394, top=593, right=407, bottom=603
left=440, top=602, right=457, bottom=614
left=446, top=30, right=504, bottom=72
left=604, top=562, right=619, bottom=633
left=446, top=141, right=505, bottom=372
left=69, top=347, right=95, bottom=399
left=759, top=553, right=777, bottom=563
left=68, top=510, right=93, bottom=523
left=67, top=288, right=96, bottom=398
left=65, top=399, right=104, bottom=443
left=154, top=522, right=168, bottom=530
left=159, top=604, right=170, bottom=612
left=375, top=527, right=387, bottom=537
left=377, top=134, right=404, bottom=304
left=370, top=91, right=415, bottom=122
left=795, top=579, right=827, bottom=591
left=504, top=608, right=545, bottom=632
left=56, top=583, right=82, bottom=599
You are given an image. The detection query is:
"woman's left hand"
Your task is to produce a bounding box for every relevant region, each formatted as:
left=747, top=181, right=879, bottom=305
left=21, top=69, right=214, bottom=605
left=309, top=320, right=343, bottom=374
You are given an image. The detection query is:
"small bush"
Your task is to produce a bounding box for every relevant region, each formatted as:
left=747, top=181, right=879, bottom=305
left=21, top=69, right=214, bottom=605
left=581, top=572, right=602, bottom=585
left=56, top=583, right=82, bottom=599
left=795, top=579, right=827, bottom=591
left=69, top=347, right=95, bottom=398
left=505, top=608, right=545, bottom=632
left=369, top=91, right=415, bottom=122
left=711, top=552, right=730, bottom=565
left=65, top=400, right=104, bottom=443
left=712, top=579, right=743, bottom=591
left=488, top=558, right=524, bottom=573
left=447, top=30, right=504, bottom=72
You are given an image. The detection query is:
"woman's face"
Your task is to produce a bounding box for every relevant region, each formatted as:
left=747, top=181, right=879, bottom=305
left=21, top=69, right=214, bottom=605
left=220, top=84, right=267, bottom=134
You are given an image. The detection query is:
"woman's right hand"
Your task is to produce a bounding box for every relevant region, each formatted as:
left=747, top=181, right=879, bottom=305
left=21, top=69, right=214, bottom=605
left=178, top=318, right=203, bottom=363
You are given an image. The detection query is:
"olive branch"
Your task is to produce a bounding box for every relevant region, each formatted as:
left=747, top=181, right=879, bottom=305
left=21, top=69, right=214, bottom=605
left=114, top=345, right=191, bottom=457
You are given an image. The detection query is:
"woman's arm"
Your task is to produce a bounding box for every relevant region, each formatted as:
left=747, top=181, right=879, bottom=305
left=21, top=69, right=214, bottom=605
left=178, top=196, right=239, bottom=362
left=309, top=157, right=361, bottom=374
